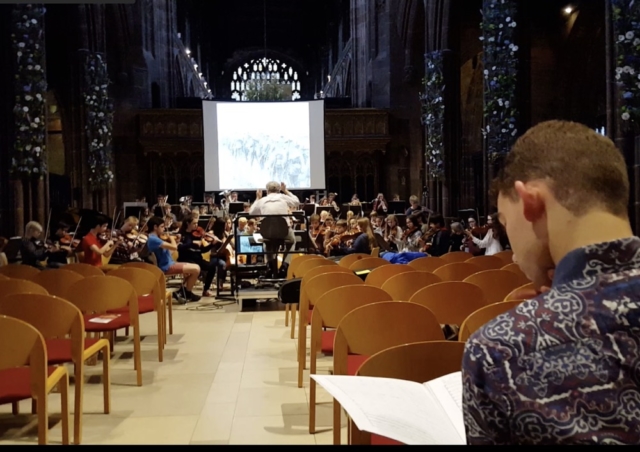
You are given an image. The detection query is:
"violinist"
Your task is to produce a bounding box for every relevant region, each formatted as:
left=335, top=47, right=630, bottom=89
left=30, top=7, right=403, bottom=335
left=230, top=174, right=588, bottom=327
left=81, top=215, right=116, bottom=267
left=329, top=218, right=375, bottom=256
left=45, top=221, right=75, bottom=266
left=109, top=216, right=147, bottom=264
left=464, top=217, right=484, bottom=256
left=319, top=193, right=340, bottom=213
left=384, top=214, right=403, bottom=251
left=402, top=215, right=423, bottom=252
left=370, top=213, right=384, bottom=236
left=372, top=193, right=389, bottom=215
left=20, top=221, right=65, bottom=270
left=237, top=217, right=248, bottom=235
left=324, top=220, right=349, bottom=256
left=449, top=222, right=466, bottom=252
left=307, top=214, right=323, bottom=254
left=464, top=213, right=504, bottom=256
left=420, top=215, right=450, bottom=257
left=349, top=194, right=362, bottom=206
left=405, top=195, right=423, bottom=216
left=177, top=215, right=225, bottom=298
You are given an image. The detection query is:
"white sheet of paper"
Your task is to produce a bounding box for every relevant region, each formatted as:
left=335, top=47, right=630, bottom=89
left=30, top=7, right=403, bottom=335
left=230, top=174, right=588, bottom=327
left=311, top=372, right=465, bottom=445
left=253, top=233, right=264, bottom=243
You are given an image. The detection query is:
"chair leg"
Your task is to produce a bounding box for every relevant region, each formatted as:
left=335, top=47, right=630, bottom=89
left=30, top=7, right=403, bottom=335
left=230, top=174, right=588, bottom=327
left=297, top=319, right=306, bottom=388
left=73, top=363, right=83, bottom=444
left=31, top=398, right=37, bottom=414
left=290, top=304, right=297, bottom=339
left=133, top=325, right=143, bottom=386
left=167, top=293, right=173, bottom=335
left=60, top=374, right=70, bottom=445
left=102, top=343, right=111, bottom=414
left=333, top=399, right=342, bottom=445
left=157, top=310, right=164, bottom=362
left=11, top=402, right=19, bottom=415
left=309, top=338, right=317, bottom=434
left=284, top=303, right=290, bottom=327
left=36, top=395, right=47, bottom=445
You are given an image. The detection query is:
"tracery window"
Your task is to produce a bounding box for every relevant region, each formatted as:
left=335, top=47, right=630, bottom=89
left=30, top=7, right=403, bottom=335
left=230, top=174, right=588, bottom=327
left=231, top=57, right=301, bottom=101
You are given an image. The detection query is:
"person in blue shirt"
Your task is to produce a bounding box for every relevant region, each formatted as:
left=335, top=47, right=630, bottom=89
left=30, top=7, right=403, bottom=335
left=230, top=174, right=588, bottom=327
left=146, top=216, right=201, bottom=303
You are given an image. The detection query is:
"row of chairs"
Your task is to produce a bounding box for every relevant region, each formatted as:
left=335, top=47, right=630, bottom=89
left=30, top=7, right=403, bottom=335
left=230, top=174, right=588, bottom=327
left=0, top=261, right=176, bottom=445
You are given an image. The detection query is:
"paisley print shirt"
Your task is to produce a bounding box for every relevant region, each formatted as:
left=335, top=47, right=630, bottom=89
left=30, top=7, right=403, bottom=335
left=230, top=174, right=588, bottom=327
left=462, top=238, right=640, bottom=445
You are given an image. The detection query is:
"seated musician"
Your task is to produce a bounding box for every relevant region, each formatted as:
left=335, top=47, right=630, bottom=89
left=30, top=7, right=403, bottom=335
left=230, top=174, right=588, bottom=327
left=243, top=202, right=251, bottom=213
left=177, top=215, right=225, bottom=298
left=47, top=221, right=74, bottom=267
left=109, top=216, right=147, bottom=264
left=324, top=220, right=349, bottom=256
left=328, top=218, right=376, bottom=256
left=81, top=215, right=116, bottom=267
left=20, top=221, right=63, bottom=269
left=405, top=195, right=423, bottom=216
left=238, top=220, right=263, bottom=264
left=384, top=214, right=403, bottom=251
left=370, top=213, right=384, bottom=236
left=402, top=214, right=423, bottom=252
left=420, top=215, right=450, bottom=257
left=449, top=222, right=465, bottom=252
left=372, top=193, right=389, bottom=215
left=237, top=217, right=248, bottom=234
left=146, top=216, right=201, bottom=303
left=319, top=192, right=340, bottom=213
left=349, top=194, right=362, bottom=206
left=464, top=213, right=504, bottom=256
left=464, top=217, right=484, bottom=256
left=307, top=214, right=323, bottom=254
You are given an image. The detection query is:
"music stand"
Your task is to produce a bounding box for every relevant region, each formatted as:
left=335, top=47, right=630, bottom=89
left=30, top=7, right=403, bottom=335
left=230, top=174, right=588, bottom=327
left=389, top=201, right=405, bottom=215
left=228, top=202, right=245, bottom=215
left=315, top=206, right=335, bottom=217
left=302, top=204, right=316, bottom=216
left=348, top=205, right=363, bottom=217
left=123, top=202, right=148, bottom=220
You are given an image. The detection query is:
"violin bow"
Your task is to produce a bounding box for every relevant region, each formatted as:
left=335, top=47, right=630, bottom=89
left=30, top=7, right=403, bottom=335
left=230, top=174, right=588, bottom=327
left=131, top=218, right=150, bottom=248
left=70, top=217, right=82, bottom=243
left=43, top=208, right=52, bottom=243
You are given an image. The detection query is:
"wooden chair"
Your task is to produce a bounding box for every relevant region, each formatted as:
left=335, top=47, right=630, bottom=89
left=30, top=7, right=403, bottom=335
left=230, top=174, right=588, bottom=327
left=465, top=255, right=505, bottom=271
left=283, top=254, right=322, bottom=327
left=354, top=341, right=466, bottom=445
left=0, top=315, right=70, bottom=445
left=289, top=265, right=353, bottom=340
left=433, top=262, right=483, bottom=282
left=0, top=264, right=41, bottom=280
left=0, top=294, right=110, bottom=445
left=493, top=249, right=514, bottom=266
left=380, top=271, right=442, bottom=301
left=0, top=278, right=48, bottom=298
left=0, top=274, right=8, bottom=280
left=464, top=269, right=530, bottom=304
left=364, top=264, right=413, bottom=288
left=348, top=257, right=390, bottom=272
left=330, top=302, right=444, bottom=444
left=294, top=257, right=337, bottom=278
left=409, top=281, right=487, bottom=325
left=123, top=261, right=174, bottom=340
left=337, top=253, right=370, bottom=269
left=67, top=276, right=142, bottom=386
left=459, top=300, right=524, bottom=342
left=407, top=256, right=447, bottom=273
left=440, top=251, right=472, bottom=264
left=31, top=269, right=84, bottom=299
left=309, top=287, right=394, bottom=437
left=109, top=267, right=165, bottom=362
left=504, top=282, right=537, bottom=301
left=370, top=247, right=380, bottom=257
left=64, top=263, right=105, bottom=278
left=501, top=262, right=529, bottom=281
left=297, top=272, right=365, bottom=388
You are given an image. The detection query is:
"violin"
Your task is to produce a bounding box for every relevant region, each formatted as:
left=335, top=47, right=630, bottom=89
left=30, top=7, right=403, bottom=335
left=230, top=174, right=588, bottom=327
left=402, top=226, right=418, bottom=241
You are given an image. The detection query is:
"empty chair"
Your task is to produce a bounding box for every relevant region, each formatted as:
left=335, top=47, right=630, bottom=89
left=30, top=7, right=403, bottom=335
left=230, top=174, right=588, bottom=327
left=440, top=251, right=472, bottom=264
left=459, top=300, right=524, bottom=342
left=294, top=257, right=336, bottom=278
left=464, top=269, right=530, bottom=304
left=0, top=279, right=48, bottom=299
left=348, top=257, right=391, bottom=272
left=64, top=263, right=105, bottom=278
left=502, top=262, right=529, bottom=281
left=289, top=254, right=325, bottom=279
left=380, top=271, right=442, bottom=301
left=407, top=256, right=447, bottom=273
left=465, top=255, right=505, bottom=271
left=504, top=282, right=537, bottom=301
left=364, top=264, right=413, bottom=288
left=493, top=250, right=514, bottom=266
left=0, top=264, right=41, bottom=280
left=0, top=274, right=8, bottom=280
left=338, top=253, right=371, bottom=269
left=433, top=262, right=483, bottom=282
left=32, top=269, right=84, bottom=299
left=409, top=281, right=487, bottom=325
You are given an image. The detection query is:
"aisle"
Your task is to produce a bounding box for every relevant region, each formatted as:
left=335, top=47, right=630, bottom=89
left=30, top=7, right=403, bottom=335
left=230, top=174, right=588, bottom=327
left=0, top=302, right=346, bottom=445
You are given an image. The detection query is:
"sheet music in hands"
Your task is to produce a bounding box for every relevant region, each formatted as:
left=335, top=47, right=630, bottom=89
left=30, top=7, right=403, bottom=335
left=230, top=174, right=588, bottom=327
left=311, top=371, right=465, bottom=445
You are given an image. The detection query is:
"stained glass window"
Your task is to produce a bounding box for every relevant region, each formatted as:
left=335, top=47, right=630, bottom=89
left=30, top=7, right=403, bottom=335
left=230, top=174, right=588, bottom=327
left=231, top=57, right=301, bottom=101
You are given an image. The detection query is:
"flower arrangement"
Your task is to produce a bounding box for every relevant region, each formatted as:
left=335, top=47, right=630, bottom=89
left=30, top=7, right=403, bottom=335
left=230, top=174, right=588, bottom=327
left=611, top=0, right=640, bottom=126
left=420, top=50, right=446, bottom=180
left=480, top=0, right=519, bottom=158
left=11, top=4, right=47, bottom=178
left=83, top=52, right=114, bottom=190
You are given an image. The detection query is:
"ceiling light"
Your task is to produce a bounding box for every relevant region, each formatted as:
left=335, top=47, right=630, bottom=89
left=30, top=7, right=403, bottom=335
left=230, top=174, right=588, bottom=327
left=564, top=6, right=573, bottom=14
left=186, top=48, right=191, bottom=55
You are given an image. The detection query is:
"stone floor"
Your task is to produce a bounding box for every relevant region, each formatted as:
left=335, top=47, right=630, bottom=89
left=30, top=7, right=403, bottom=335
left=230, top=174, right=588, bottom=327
left=0, top=299, right=347, bottom=445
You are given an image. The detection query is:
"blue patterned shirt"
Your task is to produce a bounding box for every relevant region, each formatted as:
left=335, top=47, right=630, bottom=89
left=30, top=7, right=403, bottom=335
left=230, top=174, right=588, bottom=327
left=462, top=238, right=640, bottom=445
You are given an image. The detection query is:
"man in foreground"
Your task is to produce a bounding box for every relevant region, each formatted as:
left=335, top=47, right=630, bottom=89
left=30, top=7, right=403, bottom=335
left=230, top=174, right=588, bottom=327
left=462, top=120, right=640, bottom=444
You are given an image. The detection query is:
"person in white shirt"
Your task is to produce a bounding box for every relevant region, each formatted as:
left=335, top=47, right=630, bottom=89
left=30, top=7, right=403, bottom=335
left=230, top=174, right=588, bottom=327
left=250, top=181, right=300, bottom=277
left=464, top=213, right=504, bottom=256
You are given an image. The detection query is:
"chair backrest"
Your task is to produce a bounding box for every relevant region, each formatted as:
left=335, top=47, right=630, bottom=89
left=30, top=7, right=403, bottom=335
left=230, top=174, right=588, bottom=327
left=64, top=263, right=105, bottom=278
left=493, top=250, right=514, bottom=266
left=109, top=267, right=161, bottom=309
left=501, top=262, right=528, bottom=280
left=465, top=255, right=505, bottom=271
left=409, top=281, right=487, bottom=325
left=0, top=264, right=41, bottom=280
left=380, top=271, right=442, bottom=301
left=0, top=294, right=84, bottom=358
left=0, top=274, right=8, bottom=280
left=0, top=279, right=48, bottom=299
left=504, top=282, right=537, bottom=301
left=464, top=269, right=529, bottom=304
left=304, top=272, right=365, bottom=310
left=433, top=262, right=483, bottom=282
left=338, top=253, right=371, bottom=269
left=67, top=275, right=138, bottom=316
left=294, top=258, right=336, bottom=278
left=364, top=264, right=413, bottom=288
left=333, top=302, right=444, bottom=375
left=287, top=254, right=320, bottom=279
left=313, top=285, right=394, bottom=330
left=407, top=256, right=447, bottom=273
left=357, top=341, right=466, bottom=383
left=459, top=300, right=524, bottom=342
left=440, top=251, right=472, bottom=264
left=348, top=257, right=391, bottom=272
left=370, top=247, right=380, bottom=257
left=31, top=269, right=84, bottom=299
left=0, top=315, right=46, bottom=374
left=259, top=216, right=290, bottom=240
left=122, top=261, right=167, bottom=294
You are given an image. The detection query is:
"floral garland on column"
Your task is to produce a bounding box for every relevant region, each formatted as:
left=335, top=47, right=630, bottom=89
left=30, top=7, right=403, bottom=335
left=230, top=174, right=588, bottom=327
left=612, top=0, right=640, bottom=126
left=480, top=0, right=518, bottom=159
left=420, top=50, right=445, bottom=180
left=11, top=4, right=47, bottom=178
left=84, top=52, right=114, bottom=190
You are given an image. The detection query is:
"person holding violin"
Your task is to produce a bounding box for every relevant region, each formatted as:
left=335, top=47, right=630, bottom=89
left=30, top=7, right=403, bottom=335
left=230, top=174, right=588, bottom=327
left=324, top=220, right=349, bottom=256
left=110, top=216, right=148, bottom=264
left=177, top=215, right=225, bottom=298
left=81, top=215, right=117, bottom=267
left=419, top=214, right=450, bottom=257
left=46, top=221, right=75, bottom=267
left=328, top=218, right=375, bottom=256
left=384, top=214, right=403, bottom=251
left=402, top=214, right=423, bottom=252
left=20, top=221, right=65, bottom=270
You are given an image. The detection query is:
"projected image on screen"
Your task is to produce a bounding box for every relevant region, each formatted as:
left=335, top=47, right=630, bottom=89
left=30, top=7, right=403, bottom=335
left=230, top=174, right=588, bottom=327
left=217, top=103, right=310, bottom=189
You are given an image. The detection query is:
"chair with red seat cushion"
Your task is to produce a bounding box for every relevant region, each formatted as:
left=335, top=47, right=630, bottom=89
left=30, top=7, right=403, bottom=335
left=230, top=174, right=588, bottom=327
left=0, top=294, right=111, bottom=445
left=67, top=275, right=142, bottom=386
left=308, top=285, right=394, bottom=436
left=0, top=315, right=70, bottom=445
left=331, top=303, right=445, bottom=445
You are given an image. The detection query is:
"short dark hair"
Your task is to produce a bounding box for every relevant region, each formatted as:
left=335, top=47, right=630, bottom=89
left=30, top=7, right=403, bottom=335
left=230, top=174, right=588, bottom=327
left=56, top=221, right=70, bottom=231
left=88, top=215, right=109, bottom=230
left=147, top=216, right=164, bottom=231
left=428, top=214, right=444, bottom=227
left=491, top=120, right=629, bottom=217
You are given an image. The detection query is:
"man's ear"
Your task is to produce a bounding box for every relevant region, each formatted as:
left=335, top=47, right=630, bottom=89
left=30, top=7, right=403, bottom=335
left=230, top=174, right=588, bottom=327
left=514, top=181, right=545, bottom=223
